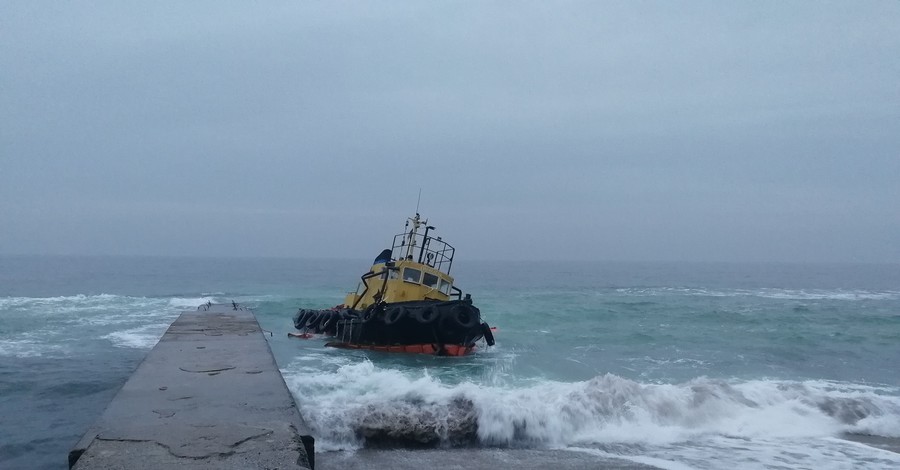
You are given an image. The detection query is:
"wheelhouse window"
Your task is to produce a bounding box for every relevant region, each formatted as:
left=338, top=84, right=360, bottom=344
left=439, top=278, right=452, bottom=295
left=388, top=269, right=400, bottom=280
left=423, top=272, right=439, bottom=289
left=402, top=267, right=422, bottom=283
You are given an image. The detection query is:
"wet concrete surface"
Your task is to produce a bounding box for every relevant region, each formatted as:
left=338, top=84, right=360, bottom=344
left=70, top=304, right=313, bottom=469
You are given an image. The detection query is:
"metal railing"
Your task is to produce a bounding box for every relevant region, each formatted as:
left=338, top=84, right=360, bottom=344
left=392, top=231, right=455, bottom=274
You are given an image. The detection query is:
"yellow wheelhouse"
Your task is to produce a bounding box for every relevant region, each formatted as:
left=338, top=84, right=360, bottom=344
left=343, top=213, right=464, bottom=310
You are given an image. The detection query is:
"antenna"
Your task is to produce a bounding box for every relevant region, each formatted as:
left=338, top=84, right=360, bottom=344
left=415, top=188, right=422, bottom=214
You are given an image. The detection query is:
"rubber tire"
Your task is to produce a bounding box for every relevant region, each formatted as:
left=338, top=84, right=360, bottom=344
left=318, top=311, right=336, bottom=332
left=362, top=304, right=381, bottom=323
left=481, top=322, right=495, bottom=346
left=294, top=310, right=310, bottom=329
left=450, top=305, right=479, bottom=329
left=414, top=306, right=440, bottom=324
left=384, top=306, right=407, bottom=325
left=305, top=311, right=322, bottom=330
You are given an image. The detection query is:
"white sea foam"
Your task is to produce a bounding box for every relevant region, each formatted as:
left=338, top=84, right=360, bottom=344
left=615, top=287, right=900, bottom=301
left=852, top=415, right=900, bottom=438
left=168, top=297, right=217, bottom=309
left=754, top=289, right=900, bottom=301
left=0, top=293, right=212, bottom=313
left=0, top=293, right=197, bottom=355
left=102, top=323, right=172, bottom=349
left=283, top=361, right=900, bottom=467
left=627, top=434, right=900, bottom=470
left=0, top=336, right=71, bottom=358
left=566, top=447, right=700, bottom=470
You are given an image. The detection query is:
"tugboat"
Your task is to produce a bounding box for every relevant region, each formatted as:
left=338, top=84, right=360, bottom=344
left=291, top=213, right=494, bottom=356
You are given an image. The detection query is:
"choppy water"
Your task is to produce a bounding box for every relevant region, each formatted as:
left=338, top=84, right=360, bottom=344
left=2, top=256, right=899, bottom=469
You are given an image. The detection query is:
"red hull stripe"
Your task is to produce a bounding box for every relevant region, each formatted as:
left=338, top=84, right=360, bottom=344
left=324, top=341, right=475, bottom=356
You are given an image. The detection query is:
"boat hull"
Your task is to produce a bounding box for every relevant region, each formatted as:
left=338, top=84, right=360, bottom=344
left=292, top=300, right=492, bottom=356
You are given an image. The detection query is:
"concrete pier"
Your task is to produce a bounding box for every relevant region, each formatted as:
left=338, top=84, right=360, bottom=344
left=69, top=303, right=314, bottom=469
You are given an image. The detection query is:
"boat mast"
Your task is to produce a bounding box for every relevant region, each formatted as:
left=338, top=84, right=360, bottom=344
left=404, top=213, right=423, bottom=260
left=403, top=190, right=426, bottom=261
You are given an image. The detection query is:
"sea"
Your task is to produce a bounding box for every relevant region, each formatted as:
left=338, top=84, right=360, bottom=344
left=1, top=255, right=899, bottom=469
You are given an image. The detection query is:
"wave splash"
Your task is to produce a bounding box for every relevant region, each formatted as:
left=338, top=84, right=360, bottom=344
left=0, top=293, right=219, bottom=356
left=614, top=287, right=900, bottom=301
left=285, top=362, right=900, bottom=451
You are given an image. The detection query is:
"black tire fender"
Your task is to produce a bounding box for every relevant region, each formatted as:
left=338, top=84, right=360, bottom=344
left=481, top=322, right=495, bottom=346
left=319, top=311, right=336, bottom=331
left=362, top=304, right=382, bottom=323
left=450, top=305, right=479, bottom=329
left=414, top=306, right=440, bottom=324
left=384, top=306, right=407, bottom=325
left=293, top=309, right=310, bottom=329
left=304, top=311, right=322, bottom=330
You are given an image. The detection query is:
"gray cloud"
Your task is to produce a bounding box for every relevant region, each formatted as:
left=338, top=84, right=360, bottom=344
left=2, top=1, right=899, bottom=262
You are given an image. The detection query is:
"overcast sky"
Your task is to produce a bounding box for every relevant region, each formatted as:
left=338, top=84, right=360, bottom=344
left=2, top=2, right=898, bottom=262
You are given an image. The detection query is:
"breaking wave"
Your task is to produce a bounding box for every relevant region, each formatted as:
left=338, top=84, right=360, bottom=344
left=284, top=361, right=900, bottom=451
left=614, top=287, right=900, bottom=301
left=0, top=293, right=216, bottom=313
left=0, top=293, right=218, bottom=357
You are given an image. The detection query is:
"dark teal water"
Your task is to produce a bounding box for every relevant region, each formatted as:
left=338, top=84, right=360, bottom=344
left=2, top=256, right=899, bottom=469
